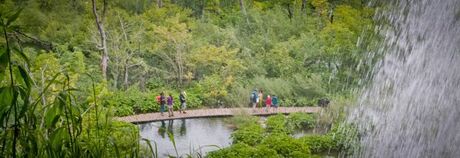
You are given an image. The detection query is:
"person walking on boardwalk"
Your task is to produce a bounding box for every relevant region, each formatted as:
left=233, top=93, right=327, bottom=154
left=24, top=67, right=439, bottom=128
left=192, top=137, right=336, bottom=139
left=272, top=95, right=279, bottom=112
left=160, top=92, right=166, bottom=116
left=179, top=91, right=187, bottom=114
left=265, top=95, right=272, bottom=112
left=167, top=94, right=174, bottom=117
left=251, top=89, right=258, bottom=112
left=258, top=89, right=264, bottom=108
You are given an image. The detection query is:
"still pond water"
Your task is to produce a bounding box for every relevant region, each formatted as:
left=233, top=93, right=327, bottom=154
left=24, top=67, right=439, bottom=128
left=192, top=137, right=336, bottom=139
left=138, top=117, right=233, bottom=157
left=138, top=117, right=313, bottom=157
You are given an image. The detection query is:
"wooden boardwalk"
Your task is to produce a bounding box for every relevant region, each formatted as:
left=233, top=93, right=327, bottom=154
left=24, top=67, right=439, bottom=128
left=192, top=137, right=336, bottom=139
left=117, top=107, right=321, bottom=123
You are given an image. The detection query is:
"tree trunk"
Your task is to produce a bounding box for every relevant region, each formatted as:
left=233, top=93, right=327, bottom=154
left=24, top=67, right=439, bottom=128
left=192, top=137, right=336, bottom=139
left=157, top=0, right=163, bottom=8
left=112, top=69, right=119, bottom=89
left=118, top=15, right=130, bottom=89
left=40, top=67, right=46, bottom=106
left=239, top=0, right=251, bottom=27
left=301, top=0, right=307, bottom=12
left=329, top=9, right=334, bottom=23
left=139, top=72, right=146, bottom=91
left=201, top=0, right=205, bottom=19
left=239, top=0, right=247, bottom=15
left=101, top=51, right=109, bottom=80
left=177, top=51, right=184, bottom=88
left=123, top=63, right=129, bottom=89
left=175, top=44, right=184, bottom=88
left=91, top=0, right=109, bottom=81
left=287, top=4, right=293, bottom=20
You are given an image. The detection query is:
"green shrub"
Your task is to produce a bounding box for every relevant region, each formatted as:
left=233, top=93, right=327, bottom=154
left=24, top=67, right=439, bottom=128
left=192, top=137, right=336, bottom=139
left=316, top=95, right=354, bottom=126
left=261, top=133, right=311, bottom=157
left=134, top=92, right=158, bottom=113
left=266, top=114, right=290, bottom=134
left=225, top=84, right=253, bottom=108
left=252, top=145, right=281, bottom=158
left=231, top=124, right=265, bottom=146
left=287, top=112, right=316, bottom=130
left=299, top=135, right=335, bottom=153
left=103, top=87, right=205, bottom=116
left=212, top=113, right=357, bottom=157
left=207, top=144, right=245, bottom=158
left=183, top=91, right=204, bottom=109
left=293, top=97, right=317, bottom=106
left=281, top=98, right=295, bottom=107
left=207, top=143, right=279, bottom=158
left=250, top=76, right=294, bottom=99
left=114, top=104, right=134, bottom=116
left=227, top=114, right=259, bottom=129
left=327, top=123, right=360, bottom=154
left=104, top=88, right=159, bottom=116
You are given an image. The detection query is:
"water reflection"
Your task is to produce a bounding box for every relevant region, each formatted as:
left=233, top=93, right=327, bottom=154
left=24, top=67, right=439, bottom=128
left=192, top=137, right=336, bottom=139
left=180, top=119, right=186, bottom=136
left=167, top=120, right=174, bottom=138
left=158, top=120, right=166, bottom=138
left=139, top=118, right=233, bottom=157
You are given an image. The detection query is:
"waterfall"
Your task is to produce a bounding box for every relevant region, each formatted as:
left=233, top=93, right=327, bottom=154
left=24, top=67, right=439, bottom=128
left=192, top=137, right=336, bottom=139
left=351, top=0, right=460, bottom=157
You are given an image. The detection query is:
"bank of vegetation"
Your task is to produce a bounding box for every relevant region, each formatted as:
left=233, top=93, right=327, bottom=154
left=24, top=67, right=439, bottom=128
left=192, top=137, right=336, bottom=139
left=209, top=112, right=359, bottom=158
left=1, top=0, right=376, bottom=157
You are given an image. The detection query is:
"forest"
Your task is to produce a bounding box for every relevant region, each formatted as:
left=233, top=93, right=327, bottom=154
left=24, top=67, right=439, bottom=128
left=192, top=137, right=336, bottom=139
left=0, top=0, right=380, bottom=157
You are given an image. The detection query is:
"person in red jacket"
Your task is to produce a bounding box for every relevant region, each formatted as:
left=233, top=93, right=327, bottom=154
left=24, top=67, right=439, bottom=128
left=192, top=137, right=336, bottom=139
left=265, top=95, right=272, bottom=112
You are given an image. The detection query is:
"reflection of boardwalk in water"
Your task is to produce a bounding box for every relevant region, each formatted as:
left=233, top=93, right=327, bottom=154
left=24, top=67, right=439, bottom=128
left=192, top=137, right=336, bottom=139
left=117, top=107, right=321, bottom=123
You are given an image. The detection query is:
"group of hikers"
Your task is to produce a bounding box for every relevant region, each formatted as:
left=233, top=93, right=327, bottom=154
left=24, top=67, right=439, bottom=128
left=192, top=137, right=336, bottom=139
left=251, top=89, right=279, bottom=112
left=156, top=91, right=187, bottom=117
left=155, top=89, right=280, bottom=117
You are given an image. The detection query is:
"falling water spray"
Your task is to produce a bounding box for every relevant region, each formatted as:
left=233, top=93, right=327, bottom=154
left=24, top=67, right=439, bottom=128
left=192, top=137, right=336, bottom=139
left=350, top=0, right=460, bottom=157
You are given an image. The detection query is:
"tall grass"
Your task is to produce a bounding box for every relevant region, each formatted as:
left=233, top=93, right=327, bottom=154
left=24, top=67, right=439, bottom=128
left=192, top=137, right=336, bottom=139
left=0, top=11, right=142, bottom=157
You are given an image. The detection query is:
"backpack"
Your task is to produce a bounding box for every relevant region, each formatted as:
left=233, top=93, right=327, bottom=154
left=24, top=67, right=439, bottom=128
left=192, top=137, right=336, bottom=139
left=251, top=92, right=256, bottom=102
left=156, top=96, right=161, bottom=104
left=180, top=94, right=185, bottom=103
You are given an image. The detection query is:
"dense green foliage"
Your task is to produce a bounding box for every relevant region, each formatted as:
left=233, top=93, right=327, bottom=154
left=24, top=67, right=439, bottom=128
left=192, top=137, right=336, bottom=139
left=266, top=114, right=291, bottom=133
left=231, top=123, right=265, bottom=145
left=0, top=7, right=147, bottom=157
left=287, top=112, right=316, bottom=129
left=208, top=113, right=359, bottom=157
left=261, top=133, right=311, bottom=157
left=1, top=0, right=377, bottom=117
left=207, top=143, right=280, bottom=158
left=265, top=113, right=316, bottom=134
left=0, top=15, right=142, bottom=158
left=210, top=113, right=359, bottom=157
left=1, top=0, right=376, bottom=157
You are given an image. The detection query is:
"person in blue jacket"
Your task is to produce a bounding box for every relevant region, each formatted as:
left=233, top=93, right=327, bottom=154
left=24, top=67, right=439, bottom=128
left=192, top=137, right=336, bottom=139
left=272, top=95, right=279, bottom=112
left=251, top=89, right=258, bottom=111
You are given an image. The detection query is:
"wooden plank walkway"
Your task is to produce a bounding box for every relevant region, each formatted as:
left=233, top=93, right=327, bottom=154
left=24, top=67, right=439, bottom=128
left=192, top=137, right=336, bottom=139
left=117, top=107, right=321, bottom=123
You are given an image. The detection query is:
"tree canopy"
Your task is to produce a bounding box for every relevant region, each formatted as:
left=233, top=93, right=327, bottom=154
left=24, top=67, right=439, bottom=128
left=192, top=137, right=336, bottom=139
left=1, top=0, right=378, bottom=115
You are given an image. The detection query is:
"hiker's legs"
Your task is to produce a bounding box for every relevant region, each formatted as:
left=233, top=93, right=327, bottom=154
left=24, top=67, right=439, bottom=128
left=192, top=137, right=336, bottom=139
left=252, top=102, right=256, bottom=112
left=259, top=101, right=263, bottom=112
left=181, top=103, right=187, bottom=113
left=168, top=107, right=173, bottom=116
left=160, top=104, right=165, bottom=116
